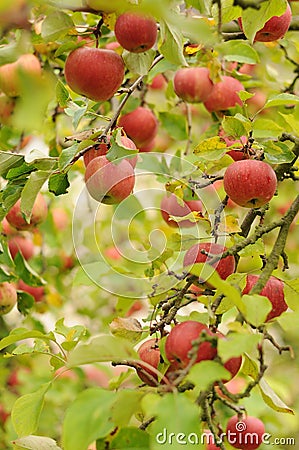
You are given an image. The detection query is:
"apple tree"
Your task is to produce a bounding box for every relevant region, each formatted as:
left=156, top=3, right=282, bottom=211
left=0, top=0, right=299, bottom=449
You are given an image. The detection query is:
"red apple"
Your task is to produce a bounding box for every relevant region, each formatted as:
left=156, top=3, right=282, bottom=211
left=173, top=67, right=213, bottom=103
left=160, top=193, right=202, bottom=228
left=85, top=155, right=135, bottom=204
left=243, top=275, right=287, bottom=321
left=149, top=74, right=167, bottom=90
left=0, top=282, right=17, bottom=315
left=64, top=47, right=125, bottom=102
left=203, top=430, right=220, bottom=450
left=118, top=106, right=158, bottom=147
left=165, top=321, right=217, bottom=369
left=0, top=54, right=41, bottom=97
left=1, top=218, right=16, bottom=236
left=114, top=12, right=157, bottom=53
left=223, top=160, right=277, bottom=208
left=226, top=415, right=265, bottom=450
left=125, top=300, right=143, bottom=316
left=8, top=235, right=35, bottom=260
left=105, top=41, right=121, bottom=51
left=183, top=242, right=235, bottom=285
left=105, top=246, right=122, bottom=260
left=139, top=138, right=156, bottom=153
left=223, top=356, right=242, bottom=381
left=18, top=280, right=45, bottom=303
left=204, top=76, right=244, bottom=112
left=0, top=93, right=14, bottom=124
left=83, top=365, right=110, bottom=388
left=0, top=404, right=9, bottom=424
left=137, top=338, right=161, bottom=386
left=52, top=208, right=69, bottom=231
left=6, top=193, right=48, bottom=231
left=238, top=4, right=292, bottom=42
left=83, top=134, right=137, bottom=168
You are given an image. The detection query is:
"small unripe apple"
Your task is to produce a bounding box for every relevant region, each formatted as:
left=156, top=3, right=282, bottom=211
left=137, top=338, right=161, bottom=386
left=173, top=67, right=213, bottom=103
left=0, top=282, right=17, bottom=315
left=6, top=193, right=48, bottom=231
left=165, top=321, right=217, bottom=369
left=118, top=106, right=158, bottom=147
left=0, top=54, right=41, bottom=97
left=243, top=274, right=287, bottom=321
left=204, top=76, right=244, bottom=112
left=8, top=235, right=35, bottom=260
left=114, top=12, right=157, bottom=53
left=83, top=134, right=137, bottom=168
left=226, top=415, right=265, bottom=449
left=223, top=160, right=277, bottom=208
left=183, top=242, right=235, bottom=284
left=65, top=47, right=125, bottom=102
left=160, top=193, right=202, bottom=228
left=85, top=155, right=135, bottom=204
left=18, top=280, right=45, bottom=303
left=238, top=4, right=292, bottom=42
left=52, top=208, right=69, bottom=231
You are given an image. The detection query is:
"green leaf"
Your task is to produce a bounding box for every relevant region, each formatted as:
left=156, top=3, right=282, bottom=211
left=241, top=294, right=272, bottom=326
left=259, top=378, right=294, bottom=415
left=194, top=136, right=227, bottom=160
left=58, top=143, right=80, bottom=171
left=12, top=383, right=51, bottom=437
left=111, top=391, right=144, bottom=427
left=56, top=80, right=70, bottom=108
left=123, top=49, right=155, bottom=76
left=187, top=361, right=230, bottom=391
left=222, top=115, right=251, bottom=139
left=14, top=252, right=45, bottom=287
left=148, top=394, right=204, bottom=450
left=218, top=333, right=261, bottom=361
left=106, top=129, right=138, bottom=162
left=283, top=279, right=299, bottom=311
left=263, top=141, right=295, bottom=164
left=12, top=435, right=62, bottom=450
left=110, top=317, right=143, bottom=343
left=67, top=335, right=138, bottom=367
left=0, top=151, right=24, bottom=178
left=217, top=40, right=260, bottom=64
left=48, top=172, right=70, bottom=196
left=17, top=291, right=35, bottom=316
left=20, top=172, right=50, bottom=222
left=0, top=328, right=54, bottom=351
left=110, top=427, right=150, bottom=450
left=41, top=11, right=74, bottom=42
left=264, top=93, right=299, bottom=109
left=241, top=0, right=288, bottom=43
left=168, top=233, right=198, bottom=252
left=280, top=112, right=299, bottom=137
left=62, top=388, right=116, bottom=450
left=252, top=118, right=283, bottom=139
left=241, top=353, right=259, bottom=379
left=159, top=20, right=186, bottom=66
left=159, top=112, right=187, bottom=141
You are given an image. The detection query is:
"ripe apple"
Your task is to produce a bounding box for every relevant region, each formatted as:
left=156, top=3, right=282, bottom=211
left=0, top=404, right=9, bottom=424
left=85, top=155, right=135, bottom=204
left=118, top=106, right=158, bottom=147
left=226, top=415, right=265, bottom=450
left=83, top=365, right=110, bottom=388
left=52, top=207, right=69, bottom=231
left=173, top=67, right=214, bottom=103
left=105, top=246, right=122, bottom=260
left=149, top=74, right=167, bottom=90
left=203, top=76, right=244, bottom=112
left=0, top=93, right=14, bottom=124
left=83, top=134, right=137, bottom=168
left=243, top=274, right=287, bottom=321
left=8, top=235, right=35, bottom=260
left=238, top=4, right=292, bottom=42
left=219, top=131, right=247, bottom=161
left=0, top=54, right=41, bottom=97
left=6, top=193, right=48, bottom=231
left=114, top=12, right=157, bottom=53
left=0, top=282, right=17, bottom=315
left=1, top=218, right=16, bottom=235
left=183, top=242, right=235, bottom=285
left=223, top=160, right=277, bottom=208
left=165, top=321, right=217, bottom=369
left=160, top=193, right=203, bottom=228
left=223, top=356, right=242, bottom=381
left=64, top=47, right=125, bottom=102
left=105, top=41, right=121, bottom=51
left=137, top=338, right=161, bottom=386
left=18, top=280, right=45, bottom=303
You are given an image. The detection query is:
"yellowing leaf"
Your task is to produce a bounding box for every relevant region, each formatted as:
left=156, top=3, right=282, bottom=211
left=194, top=136, right=227, bottom=155
left=219, top=215, right=242, bottom=233
left=109, top=317, right=143, bottom=343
